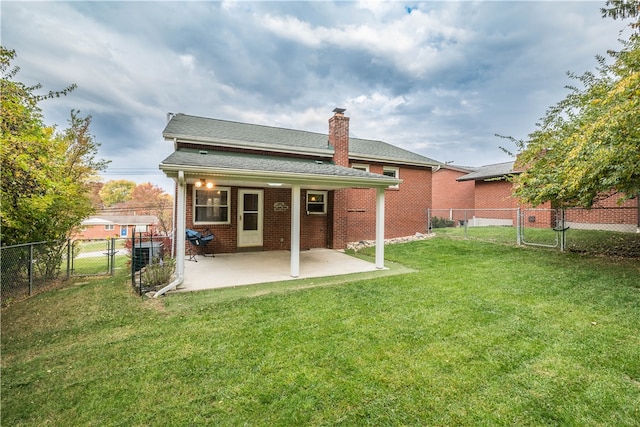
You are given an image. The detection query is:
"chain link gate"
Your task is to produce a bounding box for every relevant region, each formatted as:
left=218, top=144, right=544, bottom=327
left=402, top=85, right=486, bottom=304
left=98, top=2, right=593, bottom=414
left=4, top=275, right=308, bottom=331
left=518, top=208, right=567, bottom=251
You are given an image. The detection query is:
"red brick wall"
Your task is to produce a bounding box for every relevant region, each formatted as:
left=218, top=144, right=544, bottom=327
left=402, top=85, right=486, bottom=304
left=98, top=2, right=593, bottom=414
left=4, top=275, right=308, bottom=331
left=474, top=180, right=553, bottom=228
left=475, top=180, right=515, bottom=210
left=185, top=185, right=236, bottom=254
left=74, top=225, right=121, bottom=240
left=263, top=188, right=292, bottom=250
left=344, top=164, right=432, bottom=243
left=185, top=186, right=332, bottom=253
left=432, top=169, right=475, bottom=210
left=566, top=195, right=638, bottom=225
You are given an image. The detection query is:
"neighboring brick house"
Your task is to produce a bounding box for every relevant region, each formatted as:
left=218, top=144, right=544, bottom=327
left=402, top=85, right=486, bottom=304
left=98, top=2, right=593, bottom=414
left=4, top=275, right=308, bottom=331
left=159, top=109, right=440, bottom=282
left=451, top=161, right=638, bottom=230
left=564, top=192, right=639, bottom=232
left=432, top=164, right=476, bottom=224
left=75, top=215, right=159, bottom=240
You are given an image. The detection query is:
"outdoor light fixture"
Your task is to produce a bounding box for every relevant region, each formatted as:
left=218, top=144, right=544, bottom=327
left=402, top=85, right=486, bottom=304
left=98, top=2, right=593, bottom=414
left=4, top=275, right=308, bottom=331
left=194, top=179, right=214, bottom=189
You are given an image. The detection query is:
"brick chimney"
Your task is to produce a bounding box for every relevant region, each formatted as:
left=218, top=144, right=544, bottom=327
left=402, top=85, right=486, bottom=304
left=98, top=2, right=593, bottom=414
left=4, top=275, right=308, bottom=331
left=329, top=108, right=349, bottom=167
left=328, top=108, right=349, bottom=250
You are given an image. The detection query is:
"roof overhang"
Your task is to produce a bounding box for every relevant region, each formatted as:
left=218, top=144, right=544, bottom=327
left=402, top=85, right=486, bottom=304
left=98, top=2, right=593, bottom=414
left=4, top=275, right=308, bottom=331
left=349, top=153, right=441, bottom=168
left=456, top=172, right=521, bottom=182
left=160, top=149, right=400, bottom=190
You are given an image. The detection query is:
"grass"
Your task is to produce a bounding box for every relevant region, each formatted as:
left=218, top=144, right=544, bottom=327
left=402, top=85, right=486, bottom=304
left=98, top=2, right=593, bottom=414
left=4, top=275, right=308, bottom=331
left=2, top=238, right=640, bottom=425
left=434, top=225, right=640, bottom=258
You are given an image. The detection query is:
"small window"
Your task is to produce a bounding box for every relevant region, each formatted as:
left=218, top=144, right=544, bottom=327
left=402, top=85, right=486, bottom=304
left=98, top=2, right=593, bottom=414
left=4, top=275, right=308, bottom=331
left=104, top=224, right=115, bottom=231
left=306, top=191, right=327, bottom=214
left=352, top=163, right=370, bottom=172
left=383, top=166, right=399, bottom=189
left=134, top=225, right=148, bottom=233
left=194, top=187, right=231, bottom=224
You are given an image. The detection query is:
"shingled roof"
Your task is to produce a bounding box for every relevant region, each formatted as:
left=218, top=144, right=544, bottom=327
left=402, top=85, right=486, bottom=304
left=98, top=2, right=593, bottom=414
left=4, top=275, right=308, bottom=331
left=160, top=148, right=400, bottom=189
left=163, top=113, right=440, bottom=167
left=456, top=161, right=521, bottom=182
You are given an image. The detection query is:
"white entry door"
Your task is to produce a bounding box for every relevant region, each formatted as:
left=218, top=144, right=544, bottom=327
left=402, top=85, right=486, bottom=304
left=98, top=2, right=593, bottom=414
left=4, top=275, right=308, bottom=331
left=238, top=189, right=263, bottom=248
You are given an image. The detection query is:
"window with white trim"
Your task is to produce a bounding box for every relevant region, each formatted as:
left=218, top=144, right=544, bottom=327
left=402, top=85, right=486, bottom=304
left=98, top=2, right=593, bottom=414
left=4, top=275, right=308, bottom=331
left=194, top=187, right=231, bottom=224
left=383, top=166, right=400, bottom=189
left=352, top=163, right=370, bottom=172
left=306, top=190, right=327, bottom=214
left=104, top=224, right=115, bottom=231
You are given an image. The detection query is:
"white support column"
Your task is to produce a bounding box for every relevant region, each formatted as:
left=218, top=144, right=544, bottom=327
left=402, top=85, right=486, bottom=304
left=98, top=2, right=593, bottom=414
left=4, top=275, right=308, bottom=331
left=175, top=171, right=187, bottom=279
left=290, top=184, right=301, bottom=277
left=155, top=171, right=186, bottom=297
left=375, top=187, right=385, bottom=269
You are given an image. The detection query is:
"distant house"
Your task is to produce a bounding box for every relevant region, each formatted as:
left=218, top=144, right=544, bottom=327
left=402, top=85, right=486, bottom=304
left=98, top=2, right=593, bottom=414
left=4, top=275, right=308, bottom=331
left=456, top=161, right=523, bottom=209
left=159, top=109, right=441, bottom=278
left=75, top=215, right=160, bottom=240
left=432, top=164, right=477, bottom=223
left=442, top=161, right=638, bottom=231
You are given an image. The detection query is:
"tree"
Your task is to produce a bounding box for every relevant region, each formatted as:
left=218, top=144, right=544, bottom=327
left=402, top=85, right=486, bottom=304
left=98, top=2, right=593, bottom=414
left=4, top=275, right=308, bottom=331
left=99, top=179, right=136, bottom=207
left=1, top=47, right=108, bottom=275
left=505, top=1, right=640, bottom=208
left=124, top=182, right=173, bottom=235
left=95, top=181, right=173, bottom=235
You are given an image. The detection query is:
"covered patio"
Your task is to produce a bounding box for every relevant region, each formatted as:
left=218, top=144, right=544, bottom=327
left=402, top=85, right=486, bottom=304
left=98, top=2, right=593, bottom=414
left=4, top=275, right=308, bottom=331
left=157, top=144, right=399, bottom=297
left=177, top=248, right=380, bottom=292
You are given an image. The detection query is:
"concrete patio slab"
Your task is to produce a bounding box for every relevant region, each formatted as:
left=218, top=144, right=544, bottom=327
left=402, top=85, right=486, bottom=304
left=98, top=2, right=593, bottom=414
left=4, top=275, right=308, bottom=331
left=176, top=248, right=382, bottom=292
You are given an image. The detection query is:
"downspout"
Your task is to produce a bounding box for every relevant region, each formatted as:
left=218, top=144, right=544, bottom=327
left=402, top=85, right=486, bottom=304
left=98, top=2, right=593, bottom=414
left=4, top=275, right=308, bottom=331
left=155, top=170, right=186, bottom=297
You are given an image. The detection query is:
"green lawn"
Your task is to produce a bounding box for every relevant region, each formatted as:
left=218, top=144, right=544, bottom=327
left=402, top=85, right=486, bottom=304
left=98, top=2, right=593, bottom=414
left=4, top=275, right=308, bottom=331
left=434, top=225, right=640, bottom=258
left=2, top=238, right=639, bottom=426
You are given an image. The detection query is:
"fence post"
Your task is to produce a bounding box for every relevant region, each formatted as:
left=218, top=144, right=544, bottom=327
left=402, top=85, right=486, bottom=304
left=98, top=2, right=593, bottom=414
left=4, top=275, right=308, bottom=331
left=560, top=209, right=566, bottom=252
left=28, top=243, right=34, bottom=296
left=464, top=209, right=468, bottom=239
left=516, top=207, right=521, bottom=246
left=131, top=233, right=135, bottom=289
left=66, top=239, right=71, bottom=279
left=110, top=238, right=115, bottom=275
left=427, top=209, right=432, bottom=234
left=139, top=232, right=143, bottom=296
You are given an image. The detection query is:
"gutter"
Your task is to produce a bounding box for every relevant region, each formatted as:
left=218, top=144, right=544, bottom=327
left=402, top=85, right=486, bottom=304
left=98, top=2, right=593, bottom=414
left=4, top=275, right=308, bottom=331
left=155, top=171, right=185, bottom=297
left=159, top=164, right=400, bottom=189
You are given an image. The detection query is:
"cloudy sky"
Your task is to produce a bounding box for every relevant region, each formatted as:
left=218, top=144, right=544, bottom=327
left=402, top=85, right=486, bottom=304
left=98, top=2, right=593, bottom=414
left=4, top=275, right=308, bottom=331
left=2, top=1, right=632, bottom=192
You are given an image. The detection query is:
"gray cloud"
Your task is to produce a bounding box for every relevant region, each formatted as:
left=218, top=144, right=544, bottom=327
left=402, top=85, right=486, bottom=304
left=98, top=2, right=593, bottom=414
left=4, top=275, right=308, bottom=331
left=1, top=1, right=630, bottom=190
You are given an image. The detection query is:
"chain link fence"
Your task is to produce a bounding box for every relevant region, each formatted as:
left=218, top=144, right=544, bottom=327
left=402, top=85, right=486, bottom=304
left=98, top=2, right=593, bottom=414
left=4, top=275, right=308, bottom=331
left=428, top=207, right=639, bottom=258
left=1, top=238, right=130, bottom=306
left=129, top=232, right=175, bottom=296
left=2, top=233, right=176, bottom=305
left=1, top=241, right=62, bottom=305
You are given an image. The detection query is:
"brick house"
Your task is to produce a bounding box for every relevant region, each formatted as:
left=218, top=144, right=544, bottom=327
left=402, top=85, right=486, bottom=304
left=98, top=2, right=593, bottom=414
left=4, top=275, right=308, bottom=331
left=450, top=161, right=638, bottom=230
left=75, top=215, right=159, bottom=240
left=432, top=164, right=476, bottom=224
left=159, top=109, right=440, bottom=283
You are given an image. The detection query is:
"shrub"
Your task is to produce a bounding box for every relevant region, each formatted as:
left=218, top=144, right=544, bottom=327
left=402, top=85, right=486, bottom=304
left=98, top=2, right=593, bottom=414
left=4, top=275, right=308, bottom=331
left=431, top=216, right=455, bottom=228
left=142, top=257, right=176, bottom=290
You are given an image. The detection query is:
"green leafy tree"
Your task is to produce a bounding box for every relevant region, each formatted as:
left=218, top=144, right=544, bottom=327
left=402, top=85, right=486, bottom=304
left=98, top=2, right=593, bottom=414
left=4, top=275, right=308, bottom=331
left=99, top=179, right=136, bottom=207
left=1, top=47, right=108, bottom=276
left=505, top=1, right=640, bottom=208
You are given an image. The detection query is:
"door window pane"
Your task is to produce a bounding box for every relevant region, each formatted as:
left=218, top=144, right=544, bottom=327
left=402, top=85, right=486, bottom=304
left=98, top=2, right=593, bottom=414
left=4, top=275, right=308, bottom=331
left=243, top=213, right=258, bottom=231
left=244, top=193, right=258, bottom=211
